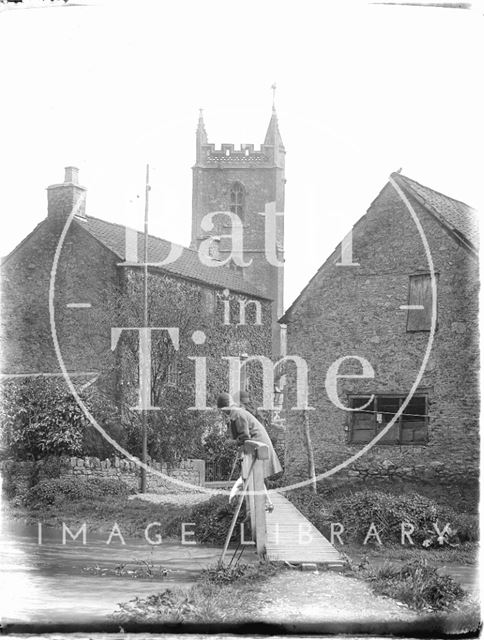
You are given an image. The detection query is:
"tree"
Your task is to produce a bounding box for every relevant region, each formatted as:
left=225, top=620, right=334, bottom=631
left=89, top=269, right=213, bottom=464
left=0, top=378, right=84, bottom=461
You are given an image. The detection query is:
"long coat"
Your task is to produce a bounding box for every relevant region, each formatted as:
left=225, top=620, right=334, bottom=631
left=227, top=406, right=282, bottom=479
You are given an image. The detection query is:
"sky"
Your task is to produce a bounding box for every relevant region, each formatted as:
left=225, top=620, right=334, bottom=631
left=0, top=0, right=481, bottom=308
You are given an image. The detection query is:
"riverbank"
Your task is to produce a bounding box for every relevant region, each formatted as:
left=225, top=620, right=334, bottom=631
left=3, top=492, right=197, bottom=539
left=4, top=490, right=478, bottom=566
left=1, top=496, right=479, bottom=631
left=112, top=561, right=480, bottom=635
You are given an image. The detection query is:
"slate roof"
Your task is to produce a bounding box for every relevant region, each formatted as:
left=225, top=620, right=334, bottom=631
left=78, top=215, right=269, bottom=299
left=393, top=173, right=478, bottom=251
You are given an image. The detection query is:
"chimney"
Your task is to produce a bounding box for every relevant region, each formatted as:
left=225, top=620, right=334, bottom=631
left=47, top=166, right=87, bottom=221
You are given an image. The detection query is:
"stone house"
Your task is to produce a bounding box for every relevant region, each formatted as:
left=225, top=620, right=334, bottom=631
left=1, top=108, right=285, bottom=438
left=280, top=173, right=479, bottom=506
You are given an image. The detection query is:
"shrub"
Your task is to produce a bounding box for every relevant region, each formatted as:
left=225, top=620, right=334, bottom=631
left=367, top=558, right=466, bottom=611
left=39, top=456, right=64, bottom=480
left=289, top=488, right=478, bottom=544
left=114, top=588, right=197, bottom=624
left=0, top=379, right=125, bottom=462
left=1, top=462, right=35, bottom=499
left=166, top=494, right=247, bottom=545
left=0, top=379, right=86, bottom=460
left=202, top=430, right=238, bottom=479
left=23, top=476, right=131, bottom=507
left=452, top=513, right=480, bottom=543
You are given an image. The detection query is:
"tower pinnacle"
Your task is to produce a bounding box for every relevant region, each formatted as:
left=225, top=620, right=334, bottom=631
left=196, top=108, right=207, bottom=161
left=197, top=108, right=207, bottom=137
left=263, top=93, right=285, bottom=166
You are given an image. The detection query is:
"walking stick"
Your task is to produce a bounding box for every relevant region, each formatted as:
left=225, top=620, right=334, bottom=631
left=219, top=458, right=256, bottom=566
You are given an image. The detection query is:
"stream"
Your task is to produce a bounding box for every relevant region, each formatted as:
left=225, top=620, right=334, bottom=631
left=0, top=515, right=228, bottom=624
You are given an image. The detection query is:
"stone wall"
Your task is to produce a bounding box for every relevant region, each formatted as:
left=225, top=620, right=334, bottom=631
left=282, top=182, right=479, bottom=508
left=1, top=456, right=206, bottom=497
left=0, top=216, right=121, bottom=375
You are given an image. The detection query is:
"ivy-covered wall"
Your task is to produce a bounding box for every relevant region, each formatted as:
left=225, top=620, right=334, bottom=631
left=1, top=211, right=273, bottom=463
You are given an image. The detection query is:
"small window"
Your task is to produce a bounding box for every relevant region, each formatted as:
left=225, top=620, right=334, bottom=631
left=229, top=181, right=245, bottom=219
left=407, top=274, right=437, bottom=332
left=350, top=395, right=428, bottom=445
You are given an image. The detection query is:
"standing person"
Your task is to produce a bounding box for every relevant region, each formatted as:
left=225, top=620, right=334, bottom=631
left=233, top=389, right=267, bottom=426
left=217, top=392, right=282, bottom=510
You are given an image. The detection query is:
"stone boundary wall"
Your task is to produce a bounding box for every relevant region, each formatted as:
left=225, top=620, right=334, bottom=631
left=285, top=460, right=478, bottom=513
left=0, top=456, right=206, bottom=496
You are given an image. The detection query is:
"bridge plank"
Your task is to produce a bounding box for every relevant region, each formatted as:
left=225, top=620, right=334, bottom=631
left=265, top=492, right=342, bottom=564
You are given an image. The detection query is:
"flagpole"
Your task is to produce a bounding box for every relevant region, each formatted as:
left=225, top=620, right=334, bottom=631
left=141, top=163, right=150, bottom=493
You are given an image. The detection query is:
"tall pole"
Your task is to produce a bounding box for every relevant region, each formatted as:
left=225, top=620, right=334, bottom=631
left=141, top=164, right=150, bottom=493
left=303, top=409, right=317, bottom=494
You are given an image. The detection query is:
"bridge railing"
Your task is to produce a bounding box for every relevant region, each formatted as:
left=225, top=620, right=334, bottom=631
left=219, top=439, right=269, bottom=565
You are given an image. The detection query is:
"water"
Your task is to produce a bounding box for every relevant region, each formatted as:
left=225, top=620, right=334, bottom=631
left=0, top=505, right=228, bottom=624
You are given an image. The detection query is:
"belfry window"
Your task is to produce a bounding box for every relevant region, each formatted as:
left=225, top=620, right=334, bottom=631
left=230, top=182, right=245, bottom=219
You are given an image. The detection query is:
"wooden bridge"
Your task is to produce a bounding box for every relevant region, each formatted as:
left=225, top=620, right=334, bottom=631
left=220, top=440, right=343, bottom=568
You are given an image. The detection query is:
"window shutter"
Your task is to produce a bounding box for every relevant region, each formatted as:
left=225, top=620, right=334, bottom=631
left=350, top=397, right=375, bottom=443
left=401, top=396, right=428, bottom=444
left=407, top=274, right=436, bottom=332
left=376, top=396, right=400, bottom=444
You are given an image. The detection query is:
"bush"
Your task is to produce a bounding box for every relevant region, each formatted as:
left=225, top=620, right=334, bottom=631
left=0, top=379, right=85, bottom=460
left=452, top=512, right=480, bottom=543
left=202, top=430, right=238, bottom=479
left=0, top=379, right=125, bottom=462
left=39, top=456, right=64, bottom=480
left=1, top=462, right=35, bottom=499
left=367, top=558, right=466, bottom=611
left=166, top=494, right=247, bottom=545
left=289, top=488, right=478, bottom=545
left=23, top=476, right=131, bottom=507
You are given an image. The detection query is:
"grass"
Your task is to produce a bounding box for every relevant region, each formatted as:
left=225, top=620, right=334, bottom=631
left=4, top=478, right=245, bottom=544
left=112, top=561, right=281, bottom=624
left=112, top=554, right=477, bottom=626
left=362, top=558, right=467, bottom=612
left=341, top=541, right=478, bottom=567
left=4, top=493, right=192, bottom=538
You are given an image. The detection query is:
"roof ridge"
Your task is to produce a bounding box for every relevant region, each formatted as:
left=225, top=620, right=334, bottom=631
left=393, top=173, right=475, bottom=211
left=85, top=214, right=196, bottom=254
left=82, top=215, right=270, bottom=300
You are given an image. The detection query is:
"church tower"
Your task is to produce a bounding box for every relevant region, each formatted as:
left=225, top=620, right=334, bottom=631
left=191, top=105, right=285, bottom=356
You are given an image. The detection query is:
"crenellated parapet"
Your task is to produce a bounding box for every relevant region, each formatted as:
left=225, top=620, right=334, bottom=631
left=198, top=142, right=277, bottom=166
left=194, top=108, right=285, bottom=169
